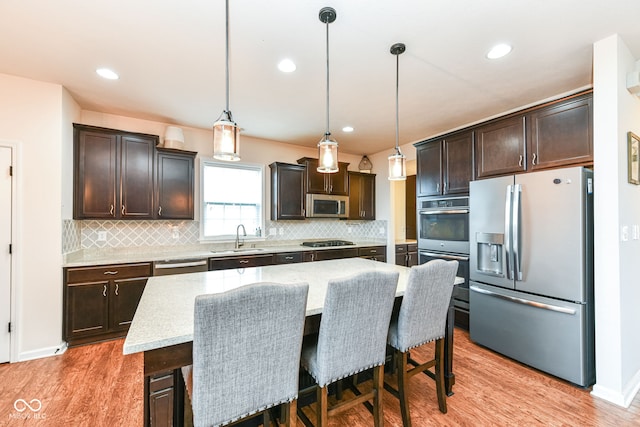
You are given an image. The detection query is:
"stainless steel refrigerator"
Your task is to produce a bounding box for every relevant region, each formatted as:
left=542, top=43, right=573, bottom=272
left=469, top=166, right=594, bottom=387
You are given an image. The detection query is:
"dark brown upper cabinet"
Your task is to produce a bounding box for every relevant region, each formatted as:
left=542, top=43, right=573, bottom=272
left=348, top=172, right=376, bottom=220
left=155, top=148, right=196, bottom=219
left=297, top=157, right=349, bottom=195
left=270, top=162, right=306, bottom=220
left=73, top=124, right=157, bottom=219
left=526, top=92, right=593, bottom=171
left=474, top=90, right=593, bottom=179
left=416, top=130, right=473, bottom=196
left=475, top=115, right=526, bottom=179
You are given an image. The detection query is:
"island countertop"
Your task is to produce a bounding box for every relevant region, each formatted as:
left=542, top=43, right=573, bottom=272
left=123, top=258, right=463, bottom=355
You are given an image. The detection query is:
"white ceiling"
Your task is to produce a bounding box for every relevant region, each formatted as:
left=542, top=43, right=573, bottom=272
left=2, top=1, right=640, bottom=155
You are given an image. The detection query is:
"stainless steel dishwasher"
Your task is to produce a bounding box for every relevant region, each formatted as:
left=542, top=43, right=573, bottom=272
left=152, top=258, right=208, bottom=276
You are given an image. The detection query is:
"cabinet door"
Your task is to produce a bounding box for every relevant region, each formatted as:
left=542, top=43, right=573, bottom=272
left=360, top=173, right=376, bottom=219
left=329, top=162, right=349, bottom=195
left=348, top=172, right=362, bottom=220
left=120, top=135, right=155, bottom=219
left=475, top=115, right=526, bottom=178
left=109, top=277, right=147, bottom=332
left=74, top=129, right=117, bottom=219
left=527, top=94, right=592, bottom=170
left=444, top=131, right=473, bottom=194
left=156, top=149, right=195, bottom=219
left=270, top=163, right=305, bottom=220
left=416, top=141, right=442, bottom=196
left=65, top=281, right=109, bottom=339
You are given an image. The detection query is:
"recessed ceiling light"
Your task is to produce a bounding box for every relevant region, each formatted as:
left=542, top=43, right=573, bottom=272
left=342, top=126, right=354, bottom=133
left=277, top=59, right=296, bottom=73
left=486, top=43, right=512, bottom=59
left=96, top=68, right=119, bottom=80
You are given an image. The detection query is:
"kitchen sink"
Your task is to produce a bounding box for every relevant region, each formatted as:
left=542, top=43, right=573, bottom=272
left=211, top=248, right=266, bottom=254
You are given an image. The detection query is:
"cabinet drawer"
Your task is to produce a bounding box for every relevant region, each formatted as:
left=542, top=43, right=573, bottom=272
left=149, top=372, right=174, bottom=393
left=66, top=263, right=152, bottom=283
left=395, top=244, right=407, bottom=254
left=274, top=252, right=303, bottom=264
left=209, top=254, right=274, bottom=271
left=407, top=243, right=418, bottom=252
left=358, top=246, right=386, bottom=256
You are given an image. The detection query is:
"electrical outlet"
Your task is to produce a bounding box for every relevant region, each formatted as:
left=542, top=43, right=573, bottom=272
left=278, top=227, right=284, bottom=236
left=633, top=224, right=640, bottom=240
left=172, top=228, right=180, bottom=239
left=621, top=225, right=629, bottom=242
left=97, top=231, right=107, bottom=242
left=269, top=228, right=276, bottom=236
left=347, top=227, right=352, bottom=234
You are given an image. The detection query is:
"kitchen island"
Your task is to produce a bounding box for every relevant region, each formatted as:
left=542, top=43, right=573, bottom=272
left=123, top=258, right=462, bottom=426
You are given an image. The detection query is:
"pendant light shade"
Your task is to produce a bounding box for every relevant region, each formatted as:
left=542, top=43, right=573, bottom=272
left=388, top=42, right=406, bottom=181
left=317, top=7, right=339, bottom=173
left=213, top=0, right=241, bottom=161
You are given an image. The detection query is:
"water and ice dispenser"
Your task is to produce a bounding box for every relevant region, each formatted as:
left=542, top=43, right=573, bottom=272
left=475, top=232, right=504, bottom=276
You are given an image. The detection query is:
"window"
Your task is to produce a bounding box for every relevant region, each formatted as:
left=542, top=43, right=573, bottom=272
left=201, top=161, right=265, bottom=240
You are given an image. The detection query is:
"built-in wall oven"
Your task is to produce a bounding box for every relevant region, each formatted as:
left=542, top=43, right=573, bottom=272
left=417, top=195, right=470, bottom=329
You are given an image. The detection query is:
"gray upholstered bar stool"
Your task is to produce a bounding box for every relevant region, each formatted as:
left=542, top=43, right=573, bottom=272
left=386, top=259, right=458, bottom=426
left=299, top=270, right=399, bottom=427
left=182, top=282, right=309, bottom=427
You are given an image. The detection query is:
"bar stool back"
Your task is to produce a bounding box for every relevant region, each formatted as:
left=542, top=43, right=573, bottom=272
left=183, top=282, right=309, bottom=427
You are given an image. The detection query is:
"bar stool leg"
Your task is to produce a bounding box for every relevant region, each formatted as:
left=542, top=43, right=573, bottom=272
left=435, top=339, right=447, bottom=414
left=396, top=350, right=411, bottom=427
left=316, top=385, right=328, bottom=427
left=373, top=365, right=385, bottom=427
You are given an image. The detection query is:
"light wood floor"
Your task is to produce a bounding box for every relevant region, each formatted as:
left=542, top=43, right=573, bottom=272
left=1, top=329, right=639, bottom=426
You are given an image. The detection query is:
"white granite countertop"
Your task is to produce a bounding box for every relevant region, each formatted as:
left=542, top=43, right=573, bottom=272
left=64, top=240, right=386, bottom=267
left=123, top=258, right=408, bottom=355
left=123, top=258, right=464, bottom=355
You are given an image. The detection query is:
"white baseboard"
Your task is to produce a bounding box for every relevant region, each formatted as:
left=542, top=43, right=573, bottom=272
left=17, top=342, right=67, bottom=362
left=591, top=368, right=640, bottom=408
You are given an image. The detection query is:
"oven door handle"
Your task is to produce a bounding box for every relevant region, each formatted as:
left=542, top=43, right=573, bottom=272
left=419, top=251, right=469, bottom=262
left=418, top=209, right=469, bottom=215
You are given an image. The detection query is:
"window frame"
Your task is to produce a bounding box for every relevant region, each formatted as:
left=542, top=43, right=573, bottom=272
left=199, top=159, right=266, bottom=243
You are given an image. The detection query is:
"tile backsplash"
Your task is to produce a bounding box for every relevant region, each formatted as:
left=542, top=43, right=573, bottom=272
left=62, top=219, right=387, bottom=253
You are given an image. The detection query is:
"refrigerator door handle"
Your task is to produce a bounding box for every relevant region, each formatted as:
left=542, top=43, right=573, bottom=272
left=470, top=285, right=576, bottom=315
left=505, top=185, right=513, bottom=280
left=512, top=184, right=522, bottom=281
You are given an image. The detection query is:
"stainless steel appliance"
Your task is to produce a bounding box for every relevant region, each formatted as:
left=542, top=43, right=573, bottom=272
left=469, top=166, right=594, bottom=386
left=417, top=196, right=469, bottom=254
left=152, top=259, right=209, bottom=276
left=417, top=195, right=470, bottom=329
left=306, top=194, right=349, bottom=218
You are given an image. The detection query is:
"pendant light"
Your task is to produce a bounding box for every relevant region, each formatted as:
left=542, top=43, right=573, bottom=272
left=388, top=42, right=407, bottom=181
left=317, top=7, right=338, bottom=173
left=213, top=0, right=240, bottom=161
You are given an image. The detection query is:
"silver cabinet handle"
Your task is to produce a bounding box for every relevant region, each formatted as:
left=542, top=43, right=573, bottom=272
left=115, top=283, right=119, bottom=296
left=158, top=206, right=162, bottom=216
left=436, top=183, right=440, bottom=193
left=285, top=256, right=294, bottom=260
left=109, top=204, right=114, bottom=215
left=239, top=260, right=249, bottom=264
left=443, top=182, right=447, bottom=193
left=103, top=285, right=107, bottom=297
left=518, top=155, right=523, bottom=167
left=121, top=205, right=125, bottom=215
left=470, top=285, right=576, bottom=315
left=532, top=153, right=537, bottom=165
left=103, top=271, right=118, bottom=275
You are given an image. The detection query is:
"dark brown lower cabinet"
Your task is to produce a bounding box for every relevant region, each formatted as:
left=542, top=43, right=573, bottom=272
left=358, top=246, right=386, bottom=262
left=64, top=263, right=151, bottom=347
left=146, top=369, right=183, bottom=427
left=208, top=254, right=274, bottom=271
left=395, top=243, right=418, bottom=267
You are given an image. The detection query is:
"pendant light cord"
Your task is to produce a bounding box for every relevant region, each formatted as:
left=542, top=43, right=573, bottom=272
left=325, top=17, right=330, bottom=137
left=224, top=0, right=230, bottom=115
left=395, top=51, right=399, bottom=152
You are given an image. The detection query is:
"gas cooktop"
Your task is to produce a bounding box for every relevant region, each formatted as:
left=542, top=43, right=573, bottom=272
left=301, top=240, right=355, bottom=248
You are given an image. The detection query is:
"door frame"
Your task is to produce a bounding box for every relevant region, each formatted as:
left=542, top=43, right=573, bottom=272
left=1, top=140, right=22, bottom=363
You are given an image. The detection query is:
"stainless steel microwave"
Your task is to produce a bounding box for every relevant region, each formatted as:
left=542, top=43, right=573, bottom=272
left=306, top=194, right=349, bottom=218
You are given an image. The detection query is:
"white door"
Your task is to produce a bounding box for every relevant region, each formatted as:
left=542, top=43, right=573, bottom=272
left=0, top=146, right=11, bottom=363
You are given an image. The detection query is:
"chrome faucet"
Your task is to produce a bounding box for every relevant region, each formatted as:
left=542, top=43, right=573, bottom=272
left=235, top=224, right=246, bottom=249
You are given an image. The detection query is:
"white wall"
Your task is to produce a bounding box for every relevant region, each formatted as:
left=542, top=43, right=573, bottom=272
left=0, top=73, right=69, bottom=360
left=592, top=34, right=640, bottom=407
